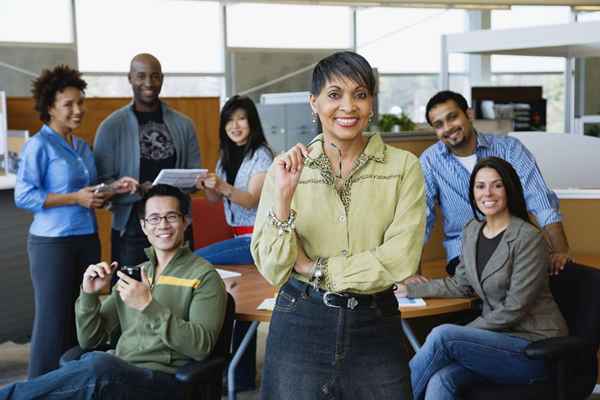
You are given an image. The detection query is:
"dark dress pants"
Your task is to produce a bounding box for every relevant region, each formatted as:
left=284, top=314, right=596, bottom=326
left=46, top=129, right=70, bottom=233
left=27, top=233, right=100, bottom=378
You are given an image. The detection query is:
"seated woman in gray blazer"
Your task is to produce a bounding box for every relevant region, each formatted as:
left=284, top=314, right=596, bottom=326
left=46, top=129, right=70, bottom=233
left=396, top=156, right=567, bottom=400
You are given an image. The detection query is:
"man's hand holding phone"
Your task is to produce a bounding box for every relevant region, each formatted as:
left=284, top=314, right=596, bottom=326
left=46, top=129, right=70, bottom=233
left=116, top=266, right=152, bottom=311
left=82, top=261, right=117, bottom=294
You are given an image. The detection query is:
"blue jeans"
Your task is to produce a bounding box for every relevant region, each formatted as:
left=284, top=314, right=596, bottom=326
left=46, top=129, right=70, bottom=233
left=194, top=236, right=253, bottom=265
left=0, top=352, right=185, bottom=400
left=195, top=236, right=256, bottom=390
left=27, top=233, right=100, bottom=378
left=260, top=278, right=412, bottom=400
left=409, top=324, right=548, bottom=400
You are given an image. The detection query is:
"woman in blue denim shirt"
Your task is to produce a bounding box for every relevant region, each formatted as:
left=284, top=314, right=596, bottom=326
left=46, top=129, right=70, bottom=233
left=195, top=95, right=273, bottom=391
left=14, top=65, right=136, bottom=378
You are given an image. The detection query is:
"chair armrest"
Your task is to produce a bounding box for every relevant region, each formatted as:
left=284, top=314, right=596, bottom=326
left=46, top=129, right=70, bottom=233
left=524, top=336, right=591, bottom=361
left=175, top=355, right=230, bottom=384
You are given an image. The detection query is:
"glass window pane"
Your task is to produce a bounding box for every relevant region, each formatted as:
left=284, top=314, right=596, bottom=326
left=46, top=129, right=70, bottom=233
left=491, top=55, right=565, bottom=73
left=226, top=4, right=352, bottom=49
left=83, top=75, right=225, bottom=99
left=76, top=0, right=223, bottom=73
left=0, top=0, right=72, bottom=43
left=357, top=8, right=466, bottom=74
left=491, top=6, right=570, bottom=73
left=492, top=6, right=571, bottom=29
left=577, top=12, right=600, bottom=22
left=378, top=74, right=468, bottom=124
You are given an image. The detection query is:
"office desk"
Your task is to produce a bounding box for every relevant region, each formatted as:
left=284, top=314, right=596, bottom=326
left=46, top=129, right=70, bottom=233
left=219, top=265, right=473, bottom=400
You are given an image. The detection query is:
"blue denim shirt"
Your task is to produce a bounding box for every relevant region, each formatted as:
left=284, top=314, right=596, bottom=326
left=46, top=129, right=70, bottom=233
left=420, top=133, right=561, bottom=261
left=14, top=125, right=98, bottom=237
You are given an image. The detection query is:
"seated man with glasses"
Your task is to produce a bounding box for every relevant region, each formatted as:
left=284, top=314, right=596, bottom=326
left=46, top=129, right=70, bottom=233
left=0, top=184, right=227, bottom=400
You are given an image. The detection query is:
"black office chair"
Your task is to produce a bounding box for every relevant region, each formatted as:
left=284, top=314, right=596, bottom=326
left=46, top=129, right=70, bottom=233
left=463, top=262, right=600, bottom=400
left=60, top=293, right=235, bottom=400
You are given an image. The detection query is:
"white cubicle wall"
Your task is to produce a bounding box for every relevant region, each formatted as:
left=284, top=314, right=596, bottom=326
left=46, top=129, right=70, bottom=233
left=509, top=132, right=600, bottom=193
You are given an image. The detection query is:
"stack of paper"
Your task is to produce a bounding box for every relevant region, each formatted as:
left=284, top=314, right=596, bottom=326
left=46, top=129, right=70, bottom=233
left=395, top=296, right=427, bottom=307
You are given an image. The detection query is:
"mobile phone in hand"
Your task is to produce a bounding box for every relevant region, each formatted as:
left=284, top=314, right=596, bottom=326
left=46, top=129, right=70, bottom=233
left=120, top=265, right=142, bottom=281
left=94, top=183, right=114, bottom=194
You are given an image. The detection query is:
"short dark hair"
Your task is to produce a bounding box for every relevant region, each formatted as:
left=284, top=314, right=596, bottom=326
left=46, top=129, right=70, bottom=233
left=425, top=90, right=469, bottom=126
left=311, top=51, right=377, bottom=96
left=31, top=65, right=87, bottom=123
left=137, top=184, right=191, bottom=220
left=219, top=95, right=273, bottom=177
left=468, top=157, right=532, bottom=224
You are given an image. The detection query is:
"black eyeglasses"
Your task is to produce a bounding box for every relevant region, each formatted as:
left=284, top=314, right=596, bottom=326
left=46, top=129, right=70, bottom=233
left=144, top=212, right=183, bottom=225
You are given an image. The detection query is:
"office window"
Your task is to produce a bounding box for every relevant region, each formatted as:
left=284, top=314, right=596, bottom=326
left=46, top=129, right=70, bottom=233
left=83, top=75, right=225, bottom=99
left=76, top=0, right=223, bottom=73
left=378, top=74, right=469, bottom=124
left=226, top=4, right=352, bottom=49
left=577, top=11, right=600, bottom=22
left=0, top=0, right=72, bottom=43
left=357, top=8, right=467, bottom=74
left=491, top=6, right=570, bottom=73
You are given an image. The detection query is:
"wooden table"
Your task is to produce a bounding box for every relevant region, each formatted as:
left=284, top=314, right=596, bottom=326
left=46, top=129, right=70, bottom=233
left=218, top=265, right=473, bottom=400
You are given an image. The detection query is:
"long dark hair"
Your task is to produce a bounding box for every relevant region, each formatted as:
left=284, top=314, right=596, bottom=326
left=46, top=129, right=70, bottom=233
left=219, top=95, right=272, bottom=176
left=468, top=157, right=531, bottom=224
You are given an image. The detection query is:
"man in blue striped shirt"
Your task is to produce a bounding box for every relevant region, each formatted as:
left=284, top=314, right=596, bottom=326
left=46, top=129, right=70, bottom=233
left=419, top=90, right=569, bottom=276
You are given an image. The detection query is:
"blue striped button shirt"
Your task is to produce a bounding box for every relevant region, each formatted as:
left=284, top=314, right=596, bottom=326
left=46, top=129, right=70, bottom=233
left=420, top=133, right=561, bottom=261
left=14, top=125, right=98, bottom=237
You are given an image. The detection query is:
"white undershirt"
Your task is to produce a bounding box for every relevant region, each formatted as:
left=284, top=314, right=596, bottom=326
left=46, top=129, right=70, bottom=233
left=453, top=153, right=477, bottom=174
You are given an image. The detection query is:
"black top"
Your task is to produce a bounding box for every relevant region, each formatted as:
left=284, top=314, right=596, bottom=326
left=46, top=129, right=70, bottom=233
left=133, top=106, right=177, bottom=186
left=225, top=145, right=246, bottom=185
left=476, top=226, right=505, bottom=279
left=126, top=106, right=177, bottom=237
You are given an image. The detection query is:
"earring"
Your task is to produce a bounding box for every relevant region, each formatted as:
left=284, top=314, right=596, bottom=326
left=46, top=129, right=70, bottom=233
left=312, top=112, right=318, bottom=124
left=368, top=111, right=374, bottom=123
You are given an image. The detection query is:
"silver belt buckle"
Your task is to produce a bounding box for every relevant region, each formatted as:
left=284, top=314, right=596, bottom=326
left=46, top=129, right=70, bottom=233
left=323, top=292, right=359, bottom=310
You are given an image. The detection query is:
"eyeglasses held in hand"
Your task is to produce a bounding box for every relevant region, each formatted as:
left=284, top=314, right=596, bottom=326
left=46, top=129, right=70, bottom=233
left=144, top=212, right=183, bottom=225
left=306, top=137, right=343, bottom=179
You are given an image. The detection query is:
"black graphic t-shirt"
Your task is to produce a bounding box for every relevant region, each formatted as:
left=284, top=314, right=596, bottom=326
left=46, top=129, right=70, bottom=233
left=133, top=107, right=177, bottom=185
left=125, top=106, right=177, bottom=237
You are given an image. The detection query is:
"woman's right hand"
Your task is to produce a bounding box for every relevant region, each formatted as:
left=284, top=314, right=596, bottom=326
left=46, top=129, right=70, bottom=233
left=76, top=186, right=105, bottom=209
left=82, top=261, right=117, bottom=294
left=274, top=143, right=309, bottom=205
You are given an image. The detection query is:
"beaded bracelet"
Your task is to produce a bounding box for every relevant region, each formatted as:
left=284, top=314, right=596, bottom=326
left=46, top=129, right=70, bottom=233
left=310, top=257, right=324, bottom=290
left=267, top=208, right=297, bottom=236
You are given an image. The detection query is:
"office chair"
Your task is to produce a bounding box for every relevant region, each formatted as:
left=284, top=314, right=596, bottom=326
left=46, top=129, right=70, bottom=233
left=60, top=293, right=235, bottom=400
left=463, top=262, right=600, bottom=400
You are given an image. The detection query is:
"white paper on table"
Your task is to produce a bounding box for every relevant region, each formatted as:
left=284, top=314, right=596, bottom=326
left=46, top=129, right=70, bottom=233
left=216, top=269, right=241, bottom=279
left=257, top=298, right=275, bottom=311
left=152, top=169, right=208, bottom=188
left=395, top=296, right=426, bottom=307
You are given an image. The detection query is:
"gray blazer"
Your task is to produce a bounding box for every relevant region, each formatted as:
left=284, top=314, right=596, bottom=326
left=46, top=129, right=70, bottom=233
left=408, top=216, right=567, bottom=341
left=93, top=101, right=201, bottom=233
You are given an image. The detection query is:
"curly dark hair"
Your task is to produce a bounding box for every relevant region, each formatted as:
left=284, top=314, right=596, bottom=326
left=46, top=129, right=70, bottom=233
left=31, top=65, right=87, bottom=123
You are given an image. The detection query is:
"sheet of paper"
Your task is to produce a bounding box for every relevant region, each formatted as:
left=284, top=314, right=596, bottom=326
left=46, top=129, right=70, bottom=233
left=257, top=298, right=275, bottom=311
left=216, top=268, right=241, bottom=280
left=152, top=169, right=208, bottom=188
left=395, top=296, right=426, bottom=307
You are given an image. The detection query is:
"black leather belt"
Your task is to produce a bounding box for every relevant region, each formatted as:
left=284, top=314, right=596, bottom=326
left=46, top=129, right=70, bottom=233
left=288, top=278, right=395, bottom=311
